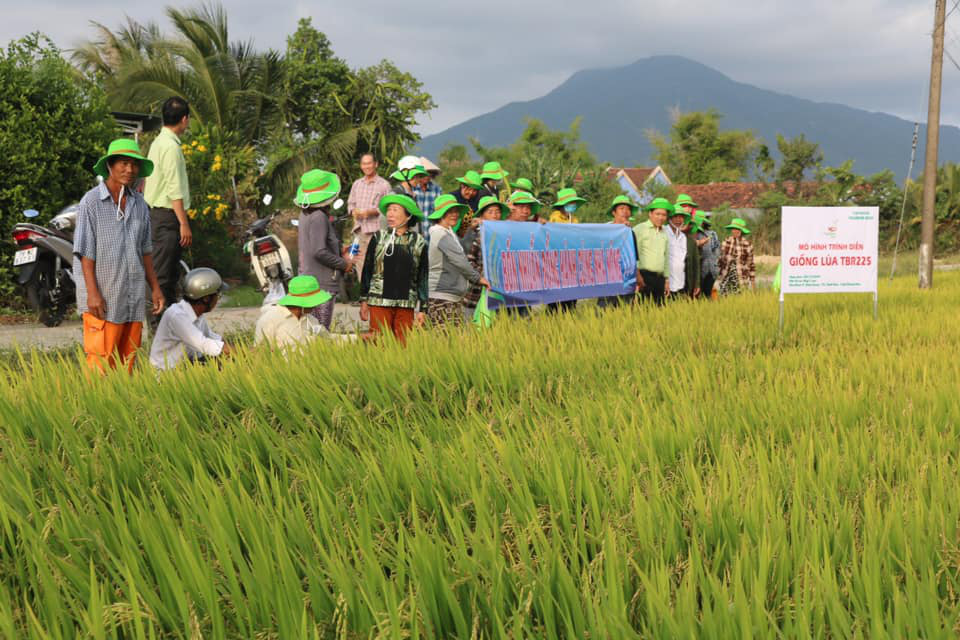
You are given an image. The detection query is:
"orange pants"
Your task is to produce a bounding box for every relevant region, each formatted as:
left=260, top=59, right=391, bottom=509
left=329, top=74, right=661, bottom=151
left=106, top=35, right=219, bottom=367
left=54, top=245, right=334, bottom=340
left=83, top=313, right=143, bottom=374
left=367, top=306, right=415, bottom=345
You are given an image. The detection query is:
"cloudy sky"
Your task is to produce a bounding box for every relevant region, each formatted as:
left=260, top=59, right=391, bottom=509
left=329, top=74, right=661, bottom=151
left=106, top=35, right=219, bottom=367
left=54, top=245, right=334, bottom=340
left=4, top=0, right=960, bottom=133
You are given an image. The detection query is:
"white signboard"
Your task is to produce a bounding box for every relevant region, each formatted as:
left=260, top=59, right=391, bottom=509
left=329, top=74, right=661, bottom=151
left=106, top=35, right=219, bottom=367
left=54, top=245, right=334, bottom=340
left=780, top=207, right=879, bottom=295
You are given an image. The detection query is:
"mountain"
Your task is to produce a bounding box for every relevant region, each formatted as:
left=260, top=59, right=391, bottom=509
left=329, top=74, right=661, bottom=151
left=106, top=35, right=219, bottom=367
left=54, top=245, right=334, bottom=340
left=416, top=56, right=958, bottom=179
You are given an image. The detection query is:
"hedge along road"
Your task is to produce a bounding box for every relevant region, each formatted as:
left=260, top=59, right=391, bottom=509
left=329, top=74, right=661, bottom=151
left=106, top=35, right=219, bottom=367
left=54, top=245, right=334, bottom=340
left=0, top=305, right=365, bottom=351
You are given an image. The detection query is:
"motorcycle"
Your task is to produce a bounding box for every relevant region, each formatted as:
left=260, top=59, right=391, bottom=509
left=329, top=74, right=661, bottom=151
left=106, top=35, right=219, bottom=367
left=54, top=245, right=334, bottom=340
left=11, top=205, right=190, bottom=327
left=12, top=206, right=78, bottom=326
left=241, top=195, right=295, bottom=305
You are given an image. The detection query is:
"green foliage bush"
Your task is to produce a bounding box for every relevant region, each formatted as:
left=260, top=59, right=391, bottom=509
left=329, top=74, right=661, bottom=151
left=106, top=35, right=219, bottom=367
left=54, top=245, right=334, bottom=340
left=0, top=34, right=115, bottom=302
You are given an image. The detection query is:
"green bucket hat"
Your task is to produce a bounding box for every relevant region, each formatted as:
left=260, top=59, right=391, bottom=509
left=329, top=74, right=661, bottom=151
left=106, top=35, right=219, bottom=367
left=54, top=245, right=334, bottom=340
left=645, top=197, right=675, bottom=214
left=277, top=275, right=333, bottom=308
left=725, top=217, right=751, bottom=234
left=294, top=169, right=341, bottom=207
left=456, top=170, right=483, bottom=190
left=378, top=193, right=424, bottom=220
left=390, top=165, right=428, bottom=181
left=510, top=177, right=533, bottom=192
left=552, top=188, right=586, bottom=209
left=509, top=190, right=542, bottom=215
left=476, top=195, right=510, bottom=219
left=607, top=195, right=639, bottom=217
left=675, top=193, right=698, bottom=208
left=480, top=161, right=509, bottom=181
left=429, top=193, right=470, bottom=220
left=93, top=138, right=154, bottom=178
left=690, top=211, right=709, bottom=234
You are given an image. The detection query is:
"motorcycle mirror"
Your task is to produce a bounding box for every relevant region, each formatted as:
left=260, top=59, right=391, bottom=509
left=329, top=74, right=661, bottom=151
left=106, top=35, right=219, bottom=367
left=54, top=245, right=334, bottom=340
left=23, top=209, right=39, bottom=218
left=290, top=219, right=299, bottom=228
left=262, top=194, right=273, bottom=206
left=332, top=198, right=344, bottom=211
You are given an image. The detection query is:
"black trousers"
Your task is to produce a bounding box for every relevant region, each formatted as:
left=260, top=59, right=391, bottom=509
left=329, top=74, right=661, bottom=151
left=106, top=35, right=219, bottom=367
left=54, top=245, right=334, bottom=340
left=701, top=273, right=716, bottom=300
left=150, top=207, right=182, bottom=308
left=638, top=270, right=666, bottom=306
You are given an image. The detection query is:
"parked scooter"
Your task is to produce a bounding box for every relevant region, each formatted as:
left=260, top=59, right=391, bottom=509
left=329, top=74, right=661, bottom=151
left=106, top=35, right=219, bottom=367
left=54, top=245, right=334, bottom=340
left=12, top=206, right=78, bottom=326
left=242, top=195, right=295, bottom=305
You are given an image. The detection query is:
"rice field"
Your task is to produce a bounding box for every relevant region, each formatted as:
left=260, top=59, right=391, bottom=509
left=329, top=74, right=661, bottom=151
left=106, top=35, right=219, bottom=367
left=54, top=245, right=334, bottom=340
left=1, top=273, right=959, bottom=638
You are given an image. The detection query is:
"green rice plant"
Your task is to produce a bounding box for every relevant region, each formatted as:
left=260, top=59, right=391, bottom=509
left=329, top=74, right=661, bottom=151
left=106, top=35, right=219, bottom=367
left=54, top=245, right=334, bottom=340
left=0, top=273, right=959, bottom=637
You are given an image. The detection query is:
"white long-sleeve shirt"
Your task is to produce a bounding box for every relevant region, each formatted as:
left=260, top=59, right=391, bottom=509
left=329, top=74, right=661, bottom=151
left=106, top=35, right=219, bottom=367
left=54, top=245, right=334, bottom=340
left=254, top=304, right=324, bottom=350
left=666, top=224, right=687, bottom=292
left=149, top=300, right=224, bottom=370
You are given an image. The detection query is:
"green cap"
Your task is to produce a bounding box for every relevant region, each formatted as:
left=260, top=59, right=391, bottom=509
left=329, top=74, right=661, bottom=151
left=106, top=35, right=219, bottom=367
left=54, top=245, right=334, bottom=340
left=477, top=195, right=510, bottom=219
left=456, top=170, right=483, bottom=190
left=378, top=193, right=423, bottom=220
left=480, top=161, right=509, bottom=181
left=93, top=138, right=154, bottom=178
left=429, top=193, right=470, bottom=220
left=390, top=165, right=428, bottom=181
left=675, top=193, right=698, bottom=208
left=510, top=177, right=533, bottom=192
left=552, top=188, right=586, bottom=209
left=645, top=197, right=675, bottom=214
left=509, top=190, right=541, bottom=215
left=294, top=169, right=341, bottom=207
left=277, top=275, right=333, bottom=308
left=607, top=195, right=639, bottom=217
left=725, top=218, right=751, bottom=234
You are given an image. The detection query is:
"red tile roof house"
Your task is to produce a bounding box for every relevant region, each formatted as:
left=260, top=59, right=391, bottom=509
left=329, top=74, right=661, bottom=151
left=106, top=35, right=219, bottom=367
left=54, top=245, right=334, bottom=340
left=605, top=167, right=672, bottom=204
left=669, top=182, right=820, bottom=220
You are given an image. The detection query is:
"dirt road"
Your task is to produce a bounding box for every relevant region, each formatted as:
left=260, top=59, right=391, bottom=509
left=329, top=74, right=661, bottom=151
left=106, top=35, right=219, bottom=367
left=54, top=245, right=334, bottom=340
left=0, top=305, right=365, bottom=351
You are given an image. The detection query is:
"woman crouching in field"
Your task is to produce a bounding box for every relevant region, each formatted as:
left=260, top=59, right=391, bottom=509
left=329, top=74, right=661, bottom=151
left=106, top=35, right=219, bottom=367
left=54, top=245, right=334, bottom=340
left=717, top=218, right=756, bottom=294
left=359, top=194, right=428, bottom=344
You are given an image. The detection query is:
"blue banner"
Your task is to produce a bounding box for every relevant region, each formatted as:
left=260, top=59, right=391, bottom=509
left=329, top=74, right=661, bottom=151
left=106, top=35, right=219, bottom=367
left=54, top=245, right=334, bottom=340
left=480, top=221, right=638, bottom=308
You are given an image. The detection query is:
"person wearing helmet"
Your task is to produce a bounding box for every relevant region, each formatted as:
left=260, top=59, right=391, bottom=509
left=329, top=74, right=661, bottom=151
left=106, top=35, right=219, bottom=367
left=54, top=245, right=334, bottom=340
left=296, top=169, right=348, bottom=330
left=149, top=267, right=230, bottom=370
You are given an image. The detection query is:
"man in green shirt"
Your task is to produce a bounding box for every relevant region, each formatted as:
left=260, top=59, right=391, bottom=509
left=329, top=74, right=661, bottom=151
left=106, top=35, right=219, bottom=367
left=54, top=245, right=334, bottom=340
left=632, top=197, right=672, bottom=306
left=144, top=97, right=193, bottom=321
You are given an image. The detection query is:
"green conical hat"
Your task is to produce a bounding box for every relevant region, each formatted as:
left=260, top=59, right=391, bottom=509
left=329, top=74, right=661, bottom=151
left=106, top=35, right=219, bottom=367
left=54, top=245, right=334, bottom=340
left=93, top=138, right=154, bottom=178
left=509, top=190, right=541, bottom=215
left=675, top=193, right=698, bottom=208
left=725, top=217, right=751, bottom=234
left=480, top=161, right=509, bottom=181
left=277, top=275, right=333, bottom=308
left=378, top=193, right=424, bottom=220
left=645, top=197, right=675, bottom=214
left=476, top=195, right=510, bottom=219
left=456, top=170, right=483, bottom=190
left=607, top=195, right=639, bottom=217
left=294, top=169, right=341, bottom=207
left=552, top=188, right=586, bottom=209
left=510, top=177, right=533, bottom=192
left=429, top=193, right=470, bottom=221
left=390, top=165, right=428, bottom=181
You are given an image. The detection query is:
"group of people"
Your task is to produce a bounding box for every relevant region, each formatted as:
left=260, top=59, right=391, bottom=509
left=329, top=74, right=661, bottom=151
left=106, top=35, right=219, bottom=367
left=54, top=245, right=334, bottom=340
left=72, top=95, right=757, bottom=374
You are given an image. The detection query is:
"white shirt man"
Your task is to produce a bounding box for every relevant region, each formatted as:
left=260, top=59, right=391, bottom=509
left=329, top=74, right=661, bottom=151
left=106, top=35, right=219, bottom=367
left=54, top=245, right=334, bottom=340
left=150, top=299, right=224, bottom=370
left=254, top=304, right=325, bottom=350
left=666, top=222, right=687, bottom=293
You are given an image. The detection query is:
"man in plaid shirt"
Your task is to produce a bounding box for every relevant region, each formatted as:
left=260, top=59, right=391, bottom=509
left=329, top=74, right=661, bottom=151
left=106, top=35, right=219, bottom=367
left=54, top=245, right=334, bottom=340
left=346, top=153, right=391, bottom=273
left=413, top=173, right=444, bottom=236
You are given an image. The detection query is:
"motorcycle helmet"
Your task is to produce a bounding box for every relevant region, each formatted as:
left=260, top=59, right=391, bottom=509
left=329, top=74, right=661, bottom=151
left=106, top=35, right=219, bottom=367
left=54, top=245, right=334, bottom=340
left=183, top=267, right=223, bottom=301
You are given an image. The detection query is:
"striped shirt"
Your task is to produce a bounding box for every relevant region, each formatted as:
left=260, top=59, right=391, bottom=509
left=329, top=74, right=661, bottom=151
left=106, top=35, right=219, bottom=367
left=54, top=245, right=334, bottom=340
left=73, top=182, right=153, bottom=324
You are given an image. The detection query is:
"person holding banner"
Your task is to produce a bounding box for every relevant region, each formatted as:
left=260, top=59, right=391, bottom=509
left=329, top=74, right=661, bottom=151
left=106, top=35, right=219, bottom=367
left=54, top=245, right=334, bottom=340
left=717, top=218, right=756, bottom=294
left=359, top=194, right=429, bottom=344
left=426, top=194, right=489, bottom=327
left=463, top=196, right=510, bottom=319
left=633, top=198, right=672, bottom=306
left=599, top=195, right=640, bottom=308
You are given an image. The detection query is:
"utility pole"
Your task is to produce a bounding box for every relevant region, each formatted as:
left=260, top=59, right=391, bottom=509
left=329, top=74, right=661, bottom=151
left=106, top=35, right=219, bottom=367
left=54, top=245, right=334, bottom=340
left=920, top=0, right=946, bottom=288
